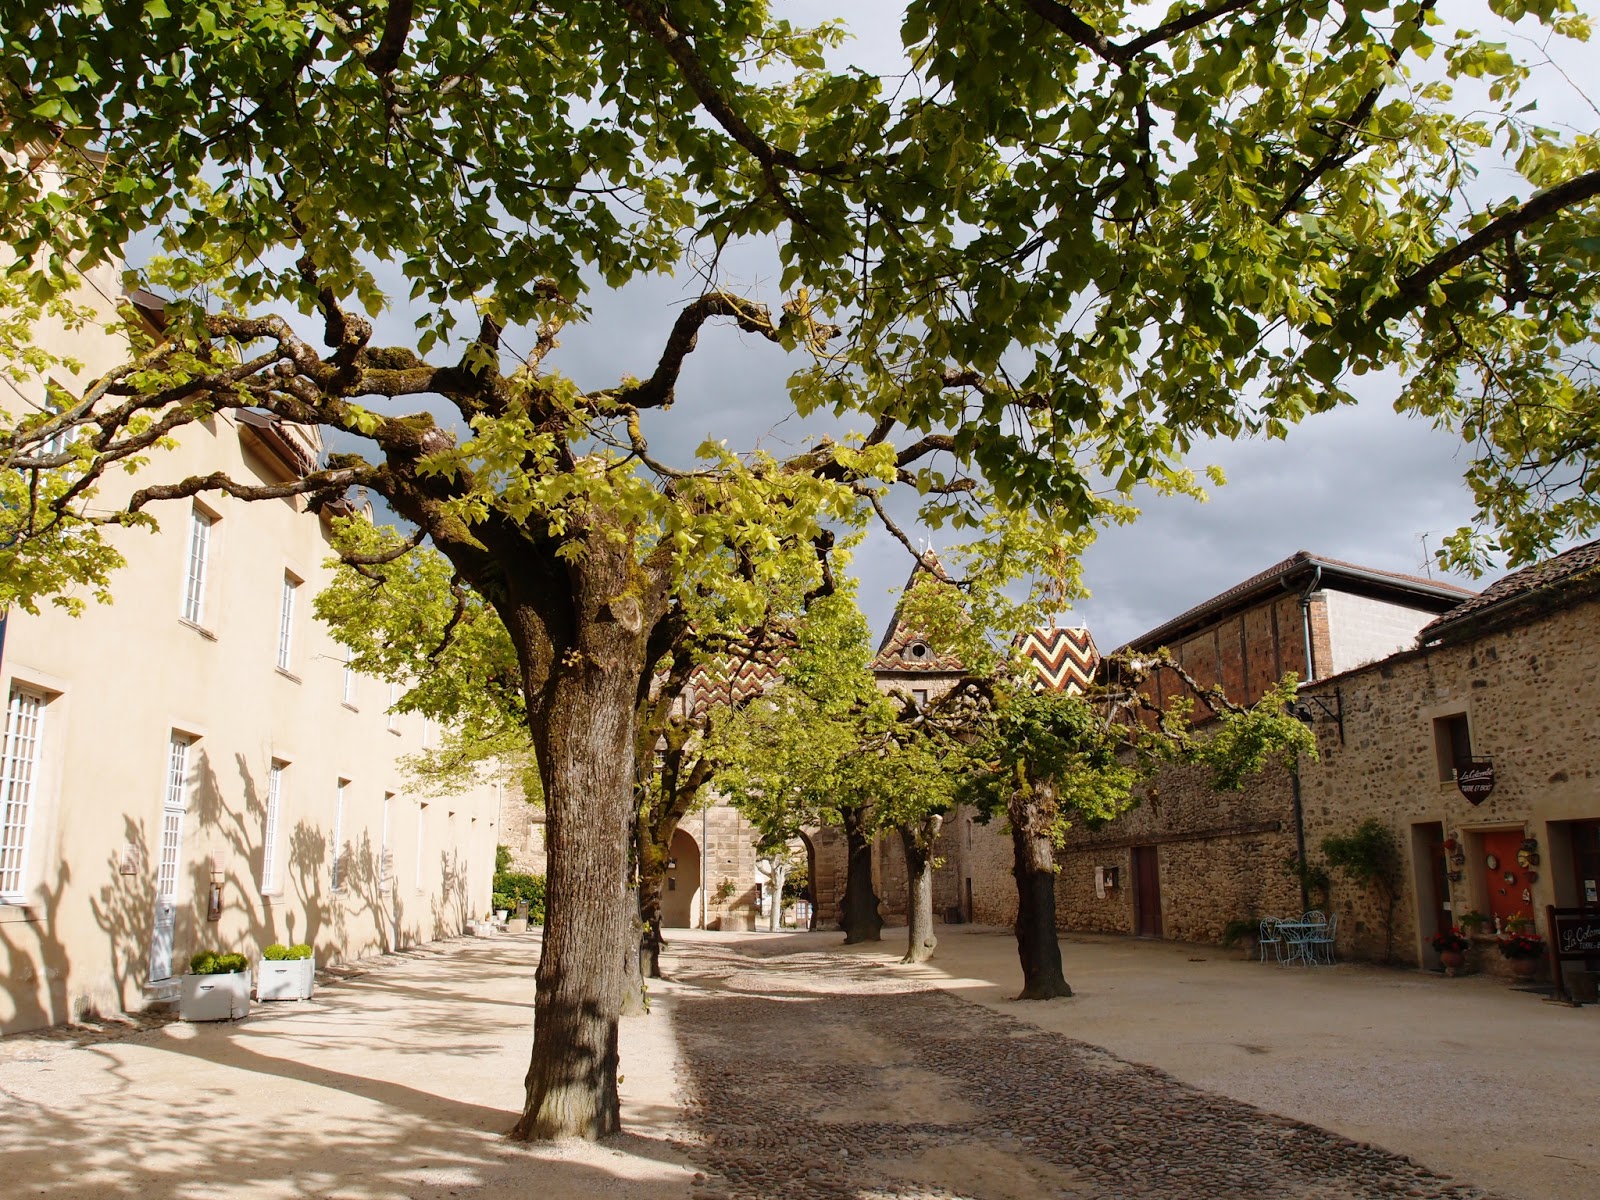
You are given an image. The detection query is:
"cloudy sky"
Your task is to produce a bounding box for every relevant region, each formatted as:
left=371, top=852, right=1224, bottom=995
left=334, top=2, right=1593, bottom=652
left=533, top=2, right=1598, bottom=650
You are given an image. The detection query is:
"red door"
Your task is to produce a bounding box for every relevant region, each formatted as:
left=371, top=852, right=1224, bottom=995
left=1481, top=830, right=1532, bottom=929
left=1132, top=846, right=1162, bottom=938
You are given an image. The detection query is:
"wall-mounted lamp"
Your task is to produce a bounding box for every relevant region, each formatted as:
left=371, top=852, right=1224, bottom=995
left=1288, top=687, right=1344, bottom=745
left=207, top=851, right=225, bottom=921
left=665, top=857, right=678, bottom=871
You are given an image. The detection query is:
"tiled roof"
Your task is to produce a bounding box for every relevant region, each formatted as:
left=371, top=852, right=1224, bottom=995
left=869, top=550, right=965, bottom=674
left=1017, top=626, right=1098, bottom=693
left=1422, top=538, right=1600, bottom=642
left=685, top=655, right=782, bottom=718
left=1120, top=550, right=1474, bottom=652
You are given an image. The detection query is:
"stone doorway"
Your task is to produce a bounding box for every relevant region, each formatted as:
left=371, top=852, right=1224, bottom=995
left=661, top=827, right=702, bottom=929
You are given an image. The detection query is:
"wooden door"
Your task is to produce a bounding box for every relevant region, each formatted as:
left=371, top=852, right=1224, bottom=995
left=1132, top=846, right=1162, bottom=938
left=1571, top=820, right=1600, bottom=908
left=1421, top=822, right=1452, bottom=937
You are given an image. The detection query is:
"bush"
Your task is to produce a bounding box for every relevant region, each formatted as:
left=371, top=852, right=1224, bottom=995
left=263, top=943, right=313, bottom=961
left=492, top=868, right=546, bottom=923
left=1220, top=917, right=1259, bottom=948
left=189, top=950, right=249, bottom=975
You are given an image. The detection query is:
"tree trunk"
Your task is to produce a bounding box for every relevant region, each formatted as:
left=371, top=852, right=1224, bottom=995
left=839, top=806, right=883, bottom=944
left=1009, top=786, right=1071, bottom=1000
left=639, top=868, right=666, bottom=978
left=621, top=886, right=649, bottom=1017
left=510, top=656, right=638, bottom=1141
left=899, top=816, right=942, bottom=964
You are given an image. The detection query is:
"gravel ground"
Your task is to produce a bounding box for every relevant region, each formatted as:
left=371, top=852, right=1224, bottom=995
left=667, top=940, right=1496, bottom=1200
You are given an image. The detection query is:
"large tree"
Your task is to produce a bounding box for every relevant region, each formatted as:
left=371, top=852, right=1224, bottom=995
left=5, top=0, right=1600, bottom=1140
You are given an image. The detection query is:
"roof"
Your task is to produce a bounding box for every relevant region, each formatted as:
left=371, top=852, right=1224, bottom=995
left=1421, top=538, right=1600, bottom=644
left=869, top=551, right=965, bottom=674
left=1017, top=626, right=1099, bottom=693
left=685, top=655, right=783, bottom=719
left=1118, top=550, right=1474, bottom=653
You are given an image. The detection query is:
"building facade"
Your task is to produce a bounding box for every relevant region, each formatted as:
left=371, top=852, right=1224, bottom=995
left=971, top=552, right=1474, bottom=942
left=1293, top=541, right=1600, bottom=972
left=2, top=290, right=498, bottom=1033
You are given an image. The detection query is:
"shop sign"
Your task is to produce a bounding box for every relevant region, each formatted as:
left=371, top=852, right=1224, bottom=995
left=1547, top=906, right=1600, bottom=1005
left=1457, top=762, right=1495, bottom=804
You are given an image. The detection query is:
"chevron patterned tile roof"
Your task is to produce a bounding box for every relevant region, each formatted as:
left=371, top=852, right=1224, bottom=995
left=1017, top=626, right=1099, bottom=693
left=685, top=655, right=783, bottom=718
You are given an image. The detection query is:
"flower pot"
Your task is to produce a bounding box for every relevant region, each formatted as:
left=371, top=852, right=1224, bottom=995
left=1438, top=949, right=1466, bottom=976
left=504, top=917, right=528, bottom=934
left=180, top=970, right=252, bottom=1021
left=1508, top=957, right=1540, bottom=981
left=256, top=957, right=315, bottom=1001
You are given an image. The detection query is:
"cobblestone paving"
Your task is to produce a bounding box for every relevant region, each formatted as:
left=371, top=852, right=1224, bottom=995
left=668, top=942, right=1496, bottom=1200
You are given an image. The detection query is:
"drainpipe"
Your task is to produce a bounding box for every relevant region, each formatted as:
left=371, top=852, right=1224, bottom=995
left=1298, top=564, right=1323, bottom=684
left=701, top=800, right=708, bottom=930
left=1284, top=564, right=1321, bottom=912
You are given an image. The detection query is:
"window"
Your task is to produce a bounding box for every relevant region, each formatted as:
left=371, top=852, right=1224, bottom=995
left=157, top=734, right=192, bottom=903
left=421, top=718, right=433, bottom=751
left=912, top=688, right=929, bottom=708
left=0, top=687, right=46, bottom=899
left=331, top=778, right=348, bottom=891
left=341, top=659, right=356, bottom=708
left=387, top=682, right=401, bottom=733
left=276, top=574, right=299, bottom=670
left=181, top=506, right=213, bottom=626
left=262, top=761, right=285, bottom=894
left=1433, top=713, right=1473, bottom=782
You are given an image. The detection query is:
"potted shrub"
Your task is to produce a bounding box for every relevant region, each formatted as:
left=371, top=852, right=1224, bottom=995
left=1498, top=928, right=1546, bottom=981
left=1457, top=909, right=1491, bottom=937
left=257, top=942, right=315, bottom=1001
left=1429, top=927, right=1471, bottom=976
left=180, top=950, right=252, bottom=1021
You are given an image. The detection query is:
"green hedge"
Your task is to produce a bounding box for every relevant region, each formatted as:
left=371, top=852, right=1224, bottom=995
left=492, top=870, right=546, bottom=923
left=189, top=950, right=249, bottom=975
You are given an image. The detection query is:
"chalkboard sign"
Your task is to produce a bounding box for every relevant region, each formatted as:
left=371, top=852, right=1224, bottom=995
left=1551, top=909, right=1600, bottom=959
left=1546, top=905, right=1600, bottom=1005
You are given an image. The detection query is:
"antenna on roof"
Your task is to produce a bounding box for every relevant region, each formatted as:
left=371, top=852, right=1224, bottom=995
left=1417, top=532, right=1436, bottom=579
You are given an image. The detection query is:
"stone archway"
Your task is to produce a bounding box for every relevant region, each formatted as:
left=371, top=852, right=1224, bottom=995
left=661, top=827, right=702, bottom=929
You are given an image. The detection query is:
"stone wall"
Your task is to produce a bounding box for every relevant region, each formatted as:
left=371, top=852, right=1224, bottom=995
left=1050, top=761, right=1303, bottom=941
left=1296, top=585, right=1600, bottom=973
left=498, top=798, right=547, bottom=876
left=698, top=799, right=762, bottom=931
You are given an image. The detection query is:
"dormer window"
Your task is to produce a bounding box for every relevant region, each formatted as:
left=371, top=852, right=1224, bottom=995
left=907, top=642, right=929, bottom=661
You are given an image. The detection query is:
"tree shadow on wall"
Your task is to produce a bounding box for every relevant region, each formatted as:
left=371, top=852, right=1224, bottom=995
left=2, top=857, right=73, bottom=1030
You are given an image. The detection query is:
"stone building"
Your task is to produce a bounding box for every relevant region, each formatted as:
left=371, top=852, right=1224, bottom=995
left=1015, top=552, right=1471, bottom=941
left=1292, top=540, right=1600, bottom=972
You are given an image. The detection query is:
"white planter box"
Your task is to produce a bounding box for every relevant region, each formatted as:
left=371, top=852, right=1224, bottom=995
left=256, top=957, right=315, bottom=1001
left=180, top=971, right=251, bottom=1021
left=466, top=920, right=497, bottom=937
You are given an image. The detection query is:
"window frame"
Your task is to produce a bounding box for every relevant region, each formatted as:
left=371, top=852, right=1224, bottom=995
left=181, top=505, right=214, bottom=627
left=262, top=760, right=286, bottom=895
left=276, top=573, right=300, bottom=671
left=0, top=686, right=47, bottom=902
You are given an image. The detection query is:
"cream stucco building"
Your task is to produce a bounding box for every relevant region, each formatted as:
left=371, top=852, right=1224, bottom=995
left=2, top=248, right=500, bottom=1035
